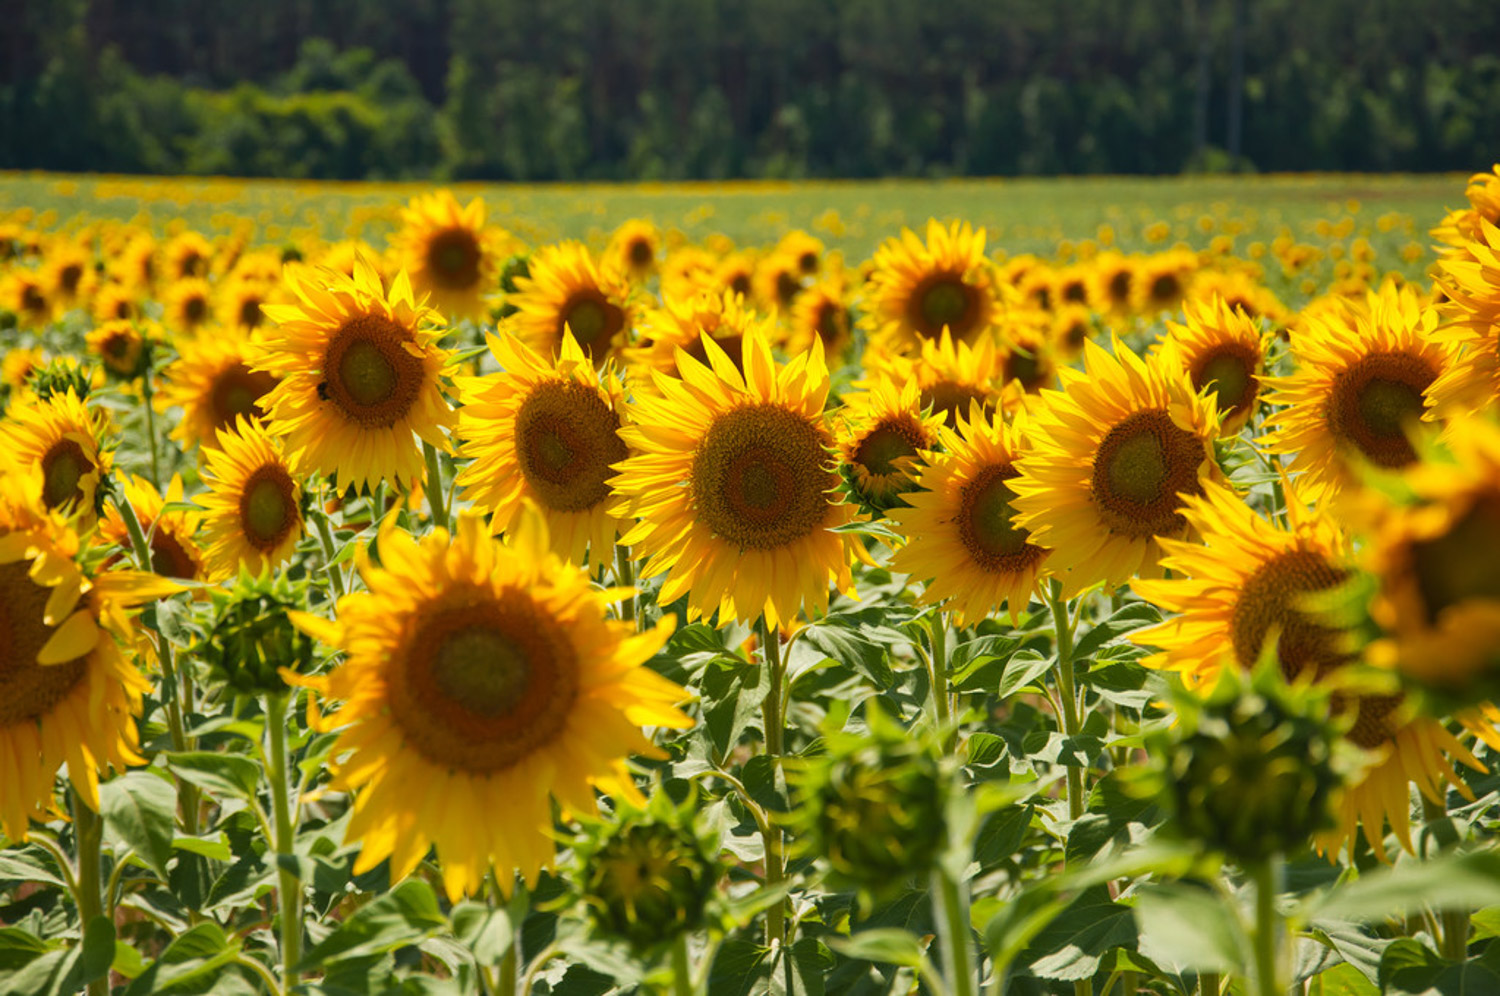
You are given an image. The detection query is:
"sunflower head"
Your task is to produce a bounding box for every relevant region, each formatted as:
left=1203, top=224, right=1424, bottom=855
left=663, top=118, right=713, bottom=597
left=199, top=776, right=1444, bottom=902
left=837, top=374, right=945, bottom=512
left=787, top=270, right=854, bottom=362
left=861, top=219, right=999, bottom=355
left=1159, top=294, right=1270, bottom=434
left=3, top=271, right=51, bottom=327
left=257, top=256, right=455, bottom=490
left=392, top=190, right=511, bottom=322
left=627, top=290, right=774, bottom=395
left=1132, top=250, right=1197, bottom=315
left=164, top=231, right=213, bottom=281
left=197, top=417, right=306, bottom=580
left=509, top=242, right=635, bottom=368
left=608, top=219, right=661, bottom=281
left=156, top=329, right=280, bottom=451
left=2, top=389, right=113, bottom=528
left=86, top=319, right=153, bottom=380
left=99, top=474, right=206, bottom=584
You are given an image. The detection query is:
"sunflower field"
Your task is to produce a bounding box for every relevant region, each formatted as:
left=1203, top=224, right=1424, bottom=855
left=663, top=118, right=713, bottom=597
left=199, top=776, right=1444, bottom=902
left=3, top=166, right=1500, bottom=996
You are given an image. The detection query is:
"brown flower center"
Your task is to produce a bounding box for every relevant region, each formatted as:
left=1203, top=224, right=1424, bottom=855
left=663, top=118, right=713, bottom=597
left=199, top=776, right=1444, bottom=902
left=514, top=379, right=627, bottom=513
left=1327, top=351, right=1437, bottom=469
left=322, top=313, right=425, bottom=428
left=1090, top=409, right=1207, bottom=538
left=957, top=464, right=1047, bottom=574
left=0, top=559, right=90, bottom=727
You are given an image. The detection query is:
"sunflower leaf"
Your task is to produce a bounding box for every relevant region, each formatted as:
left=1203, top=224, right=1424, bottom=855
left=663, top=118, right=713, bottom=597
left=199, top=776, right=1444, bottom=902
left=99, top=770, right=178, bottom=881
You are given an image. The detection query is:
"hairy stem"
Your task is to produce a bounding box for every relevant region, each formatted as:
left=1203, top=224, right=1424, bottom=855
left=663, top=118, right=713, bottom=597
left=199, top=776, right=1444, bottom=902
left=758, top=615, right=788, bottom=949
left=934, top=868, right=977, bottom=996
left=1251, top=859, right=1283, bottom=996
left=927, top=613, right=953, bottom=747
left=266, top=693, right=302, bottom=988
left=71, top=790, right=108, bottom=996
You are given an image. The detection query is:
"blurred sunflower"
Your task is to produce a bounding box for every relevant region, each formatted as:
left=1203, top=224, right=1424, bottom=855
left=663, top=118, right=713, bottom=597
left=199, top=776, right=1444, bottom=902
left=836, top=375, right=945, bottom=509
left=1432, top=166, right=1500, bottom=252
left=0, top=454, right=176, bottom=841
left=659, top=246, right=718, bottom=303
left=257, top=257, right=454, bottom=490
left=92, top=282, right=140, bottom=323
left=156, top=330, right=279, bottom=451
left=216, top=275, right=272, bottom=331
left=1157, top=295, right=1270, bottom=434
left=455, top=330, right=629, bottom=565
left=509, top=242, right=635, bottom=368
left=1011, top=338, right=1224, bottom=596
left=198, top=418, right=304, bottom=579
left=2, top=346, right=47, bottom=396
left=100, top=473, right=206, bottom=583
left=787, top=268, right=854, bottom=362
left=627, top=290, right=771, bottom=391
left=2, top=389, right=111, bottom=527
left=889, top=407, right=1050, bottom=624
left=1428, top=217, right=1500, bottom=418
left=1263, top=283, right=1450, bottom=501
left=163, top=230, right=212, bottom=281
left=111, top=236, right=157, bottom=290
left=163, top=276, right=213, bottom=333
left=866, top=330, right=1007, bottom=429
left=85, top=319, right=151, bottom=381
left=1132, top=250, right=1197, bottom=315
left=1131, top=481, right=1496, bottom=856
left=1048, top=305, right=1095, bottom=360
left=391, top=190, right=508, bottom=322
left=776, top=230, right=825, bottom=276
left=752, top=251, right=806, bottom=313
left=607, top=219, right=661, bottom=282
left=998, top=324, right=1059, bottom=396
left=861, top=220, right=999, bottom=354
left=40, top=241, right=95, bottom=311
left=287, top=509, right=691, bottom=901
left=3, top=270, right=51, bottom=328
left=612, top=330, right=860, bottom=627
left=710, top=252, right=757, bottom=301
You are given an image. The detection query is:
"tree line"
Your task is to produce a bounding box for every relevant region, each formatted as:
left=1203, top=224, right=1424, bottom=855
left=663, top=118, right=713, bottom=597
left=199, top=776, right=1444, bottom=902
left=3, top=0, right=1497, bottom=180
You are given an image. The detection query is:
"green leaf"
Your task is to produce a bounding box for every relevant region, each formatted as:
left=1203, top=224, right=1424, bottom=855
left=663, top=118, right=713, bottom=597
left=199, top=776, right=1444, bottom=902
left=998, top=650, right=1055, bottom=699
left=1307, top=851, right=1500, bottom=922
left=450, top=902, right=512, bottom=965
left=100, top=770, right=178, bottom=879
left=0, top=927, right=49, bottom=972
left=781, top=937, right=834, bottom=996
left=171, top=835, right=234, bottom=863
left=1306, top=962, right=1380, bottom=996
left=2, top=948, right=79, bottom=996
left=1133, top=881, right=1240, bottom=973
left=699, top=654, right=769, bottom=760
left=948, top=633, right=1023, bottom=692
left=164, top=751, right=263, bottom=801
left=78, top=916, right=117, bottom=986
left=1015, top=887, right=1138, bottom=981
left=296, top=878, right=447, bottom=970
left=0, top=849, right=66, bottom=888
left=1073, top=601, right=1162, bottom=662
left=965, top=732, right=1006, bottom=768
left=827, top=928, right=927, bottom=968
left=974, top=805, right=1034, bottom=870
left=708, top=939, right=774, bottom=996
left=123, top=922, right=242, bottom=995
left=1377, top=938, right=1500, bottom=996
left=800, top=607, right=909, bottom=690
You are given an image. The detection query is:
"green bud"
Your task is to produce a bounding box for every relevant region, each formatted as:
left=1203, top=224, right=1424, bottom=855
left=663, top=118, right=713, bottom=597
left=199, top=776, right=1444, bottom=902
left=29, top=360, right=96, bottom=402
left=199, top=572, right=317, bottom=697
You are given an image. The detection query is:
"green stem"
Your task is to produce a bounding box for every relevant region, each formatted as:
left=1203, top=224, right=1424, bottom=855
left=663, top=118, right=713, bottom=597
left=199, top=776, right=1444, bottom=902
left=498, top=943, right=517, bottom=996
left=933, top=869, right=976, bottom=996
left=926, top=613, right=952, bottom=746
left=423, top=440, right=449, bottom=533
left=71, top=790, right=108, bottom=996
left=313, top=511, right=348, bottom=600
left=758, top=615, right=788, bottom=949
left=1421, top=793, right=1469, bottom=959
left=1250, top=859, right=1283, bottom=996
left=671, top=933, right=695, bottom=996
left=266, top=694, right=302, bottom=989
left=615, top=544, right=636, bottom=627
left=1197, top=971, right=1217, bottom=996
left=1046, top=581, right=1086, bottom=822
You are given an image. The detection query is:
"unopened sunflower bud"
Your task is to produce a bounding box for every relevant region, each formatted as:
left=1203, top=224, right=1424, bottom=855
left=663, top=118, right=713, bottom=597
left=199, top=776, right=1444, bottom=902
left=578, top=810, right=718, bottom=952
left=201, top=574, right=317, bottom=697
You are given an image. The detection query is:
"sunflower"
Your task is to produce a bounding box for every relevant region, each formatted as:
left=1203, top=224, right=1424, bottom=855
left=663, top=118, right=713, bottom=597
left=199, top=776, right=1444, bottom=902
left=163, top=277, right=213, bottom=333
left=0, top=453, right=177, bottom=840
left=1132, top=250, right=1197, bottom=315
left=163, top=230, right=213, bottom=281
left=1432, top=166, right=1500, bottom=253
left=998, top=323, right=1060, bottom=396
left=865, top=330, right=1008, bottom=429
left=836, top=375, right=945, bottom=508
left=110, top=236, right=157, bottom=290
left=888, top=407, right=1050, bottom=624
left=659, top=246, right=719, bottom=303
left=216, top=275, right=272, bottom=331
left=751, top=251, right=806, bottom=313
left=257, top=257, right=454, bottom=490
left=1053, top=266, right=1093, bottom=310
left=99, top=473, right=207, bottom=583
left=85, top=319, right=151, bottom=380
left=198, top=418, right=305, bottom=579
left=861, top=220, right=1000, bottom=355
left=1048, top=305, right=1095, bottom=360
left=1428, top=217, right=1500, bottom=419
left=612, top=330, right=861, bottom=628
left=1262, top=283, right=1451, bottom=502
left=286, top=509, right=691, bottom=901
left=1189, top=269, right=1288, bottom=324
left=2, top=389, right=112, bottom=527
left=40, top=241, right=96, bottom=311
left=776, top=230, right=825, bottom=276
left=1010, top=338, right=1225, bottom=597
left=1, top=346, right=46, bottom=396
left=787, top=269, right=854, bottom=362
left=454, top=331, right=629, bottom=565
left=1360, top=418, right=1500, bottom=697
left=391, top=190, right=509, bottom=322
left=627, top=290, right=772, bottom=393
left=92, top=282, right=140, bottom=323
left=508, top=242, right=635, bottom=368
left=1130, top=481, right=1495, bottom=856
left=155, top=330, right=280, bottom=451
left=607, top=219, right=661, bottom=282
left=1157, top=294, right=1270, bottom=434
left=3, top=271, right=51, bottom=328
left=711, top=252, right=758, bottom=301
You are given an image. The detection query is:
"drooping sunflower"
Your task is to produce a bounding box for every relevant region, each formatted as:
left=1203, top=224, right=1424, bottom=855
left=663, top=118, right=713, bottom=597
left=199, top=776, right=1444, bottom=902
left=455, top=331, right=629, bottom=565
left=861, top=220, right=1000, bottom=355
left=155, top=330, right=280, bottom=451
left=1157, top=294, right=1271, bottom=434
left=836, top=375, right=946, bottom=509
left=1428, top=217, right=1500, bottom=419
left=85, top=319, right=151, bottom=381
left=627, top=290, right=773, bottom=393
left=888, top=407, right=1050, bottom=624
left=257, top=257, right=455, bottom=490
left=99, top=473, right=206, bottom=583
left=197, top=418, right=304, bottom=579
left=391, top=190, right=510, bottom=322
left=864, top=330, right=1009, bottom=429
left=1130, top=481, right=1496, bottom=856
left=163, top=277, right=213, bottom=333
left=0, top=454, right=177, bottom=840
left=1262, top=283, right=1451, bottom=502
left=508, top=242, right=636, bottom=368
left=1010, top=338, right=1225, bottom=596
left=607, top=219, right=661, bottom=282
left=2, top=389, right=112, bottom=527
left=286, top=509, right=692, bottom=900
left=612, top=330, right=861, bottom=628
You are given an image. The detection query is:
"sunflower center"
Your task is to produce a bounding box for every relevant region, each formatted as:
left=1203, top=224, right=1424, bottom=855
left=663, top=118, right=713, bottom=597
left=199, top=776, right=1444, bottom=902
left=628, top=238, right=654, bottom=267
left=427, top=229, right=482, bottom=290
left=959, top=464, right=1045, bottom=573
left=60, top=264, right=83, bottom=293
left=238, top=298, right=262, bottom=328
left=1149, top=273, right=1181, bottom=304
left=921, top=381, right=990, bottom=428
left=854, top=418, right=926, bottom=477
left=691, top=403, right=834, bottom=551
left=1328, top=351, right=1436, bottom=469
left=514, top=379, right=626, bottom=513
left=1091, top=409, right=1207, bottom=538
left=0, top=559, right=90, bottom=727
left=323, top=313, right=424, bottom=428
left=1410, top=491, right=1500, bottom=624
left=238, top=464, right=298, bottom=551
left=392, top=592, right=579, bottom=773
left=1062, top=280, right=1087, bottom=304
left=149, top=525, right=199, bottom=580
left=915, top=277, right=973, bottom=338
left=41, top=439, right=90, bottom=511
left=815, top=302, right=845, bottom=347
left=185, top=296, right=206, bottom=324
left=210, top=363, right=276, bottom=429
left=1230, top=548, right=1352, bottom=679
left=561, top=295, right=623, bottom=355
left=775, top=272, right=801, bottom=306
left=21, top=285, right=45, bottom=313
left=1004, top=347, right=1047, bottom=391
left=1194, top=347, right=1257, bottom=419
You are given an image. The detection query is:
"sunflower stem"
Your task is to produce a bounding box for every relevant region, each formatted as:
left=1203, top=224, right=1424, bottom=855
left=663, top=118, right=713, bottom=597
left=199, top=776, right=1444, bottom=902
left=615, top=544, right=636, bottom=627
left=71, top=788, right=108, bottom=996
left=313, top=511, right=348, bottom=600
left=498, top=942, right=518, bottom=996
left=1250, top=858, right=1284, bottom=996
left=1045, top=581, right=1087, bottom=823
left=926, top=613, right=953, bottom=748
left=934, top=867, right=977, bottom=996
left=1421, top=793, right=1470, bottom=958
left=757, top=614, right=789, bottom=950
left=423, top=439, right=449, bottom=533
left=671, top=933, right=695, bottom=996
left=265, top=693, right=303, bottom=990
left=1197, top=971, right=1217, bottom=996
